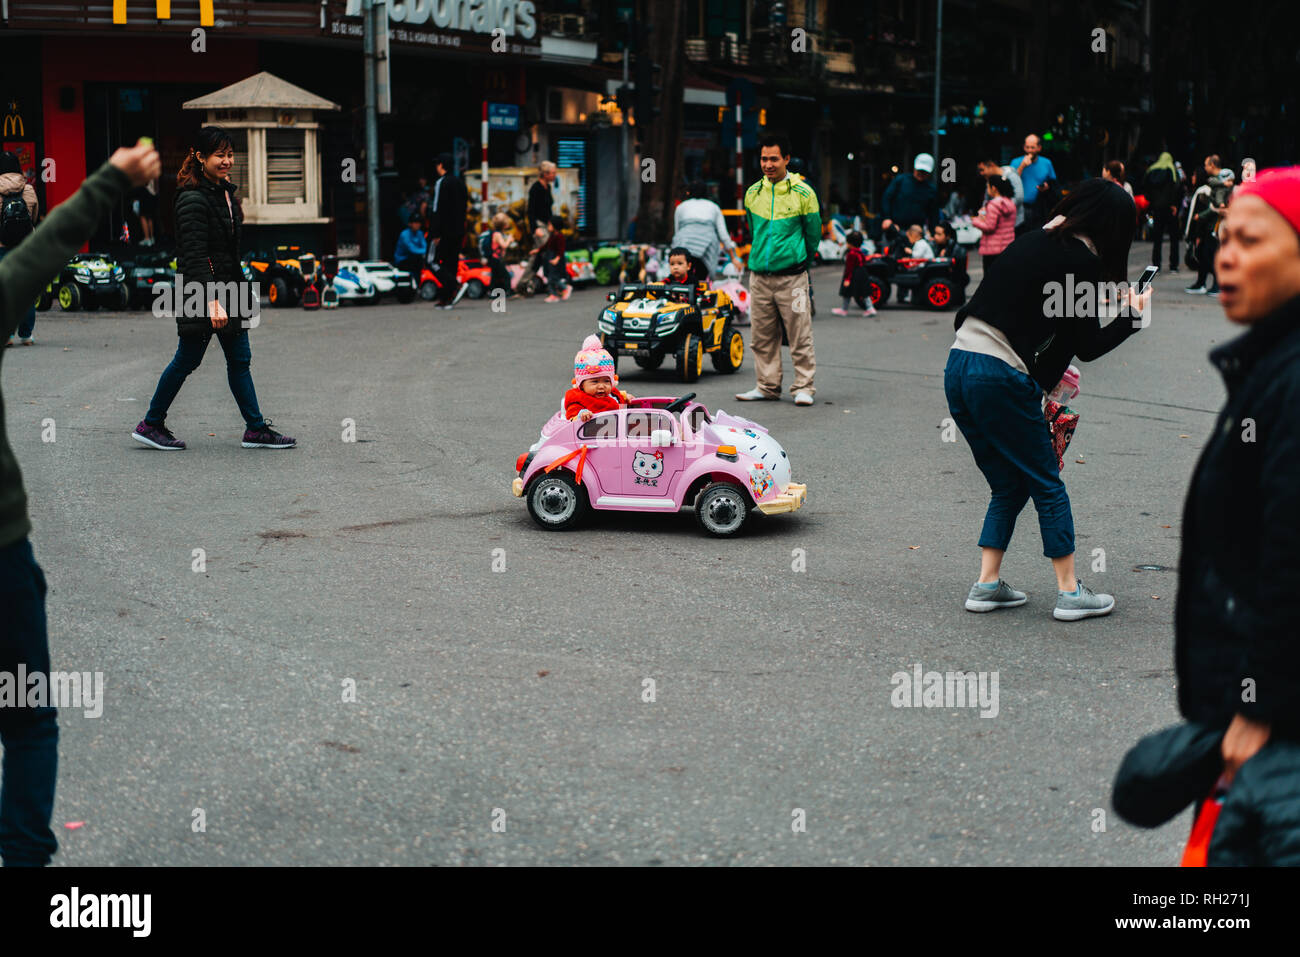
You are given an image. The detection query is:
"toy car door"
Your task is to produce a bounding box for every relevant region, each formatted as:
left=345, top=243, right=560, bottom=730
left=575, top=412, right=624, bottom=496
left=621, top=410, right=683, bottom=496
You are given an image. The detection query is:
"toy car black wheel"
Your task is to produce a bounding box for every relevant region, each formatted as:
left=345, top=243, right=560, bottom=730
left=710, top=323, right=744, bottom=374
left=419, top=279, right=438, bottom=301
left=695, top=482, right=750, bottom=537
left=867, top=278, right=889, bottom=306
left=57, top=283, right=81, bottom=311
left=268, top=277, right=289, bottom=308
left=465, top=279, right=486, bottom=300
left=675, top=333, right=702, bottom=383
left=526, top=472, right=589, bottom=531
left=923, top=278, right=955, bottom=309
left=113, top=282, right=130, bottom=311
left=396, top=287, right=415, bottom=304
left=634, top=353, right=664, bottom=370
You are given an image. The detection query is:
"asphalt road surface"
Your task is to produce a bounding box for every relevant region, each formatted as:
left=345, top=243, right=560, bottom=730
left=9, top=254, right=1227, bottom=865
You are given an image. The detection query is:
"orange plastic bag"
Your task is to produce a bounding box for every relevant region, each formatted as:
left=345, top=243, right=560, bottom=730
left=1180, top=777, right=1229, bottom=867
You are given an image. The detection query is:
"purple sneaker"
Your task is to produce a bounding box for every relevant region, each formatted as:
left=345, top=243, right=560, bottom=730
left=132, top=420, right=186, bottom=450
left=242, top=419, right=296, bottom=449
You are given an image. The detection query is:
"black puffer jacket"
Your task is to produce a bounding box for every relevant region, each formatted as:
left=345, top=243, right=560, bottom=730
left=173, top=175, right=246, bottom=336
left=1176, top=294, right=1300, bottom=736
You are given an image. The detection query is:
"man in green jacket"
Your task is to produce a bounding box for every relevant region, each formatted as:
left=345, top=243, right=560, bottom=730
left=0, top=141, right=159, bottom=865
left=735, top=133, right=822, bottom=406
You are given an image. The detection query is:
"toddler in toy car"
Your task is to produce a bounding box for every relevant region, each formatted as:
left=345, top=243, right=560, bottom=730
left=564, top=335, right=635, bottom=422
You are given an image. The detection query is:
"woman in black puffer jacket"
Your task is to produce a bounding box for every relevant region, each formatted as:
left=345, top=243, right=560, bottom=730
left=1114, top=167, right=1300, bottom=864
left=131, top=126, right=294, bottom=451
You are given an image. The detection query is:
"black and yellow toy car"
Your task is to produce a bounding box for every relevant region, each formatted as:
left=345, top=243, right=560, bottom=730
left=244, top=245, right=314, bottom=308
left=38, top=253, right=130, bottom=311
left=596, top=280, right=745, bottom=383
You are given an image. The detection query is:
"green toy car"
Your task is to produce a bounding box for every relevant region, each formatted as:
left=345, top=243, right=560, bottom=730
left=47, top=253, right=130, bottom=311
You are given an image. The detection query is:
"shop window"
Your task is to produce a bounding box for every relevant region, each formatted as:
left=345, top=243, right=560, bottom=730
left=267, top=129, right=305, bottom=204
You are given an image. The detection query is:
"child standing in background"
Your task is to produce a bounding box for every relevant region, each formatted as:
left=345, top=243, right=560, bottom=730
left=833, top=231, right=877, bottom=317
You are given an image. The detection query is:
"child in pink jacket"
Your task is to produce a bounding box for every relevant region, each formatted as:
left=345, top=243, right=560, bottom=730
left=971, top=175, right=1017, bottom=273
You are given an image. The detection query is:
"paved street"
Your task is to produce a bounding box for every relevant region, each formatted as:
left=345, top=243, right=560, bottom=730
left=9, top=254, right=1227, bottom=865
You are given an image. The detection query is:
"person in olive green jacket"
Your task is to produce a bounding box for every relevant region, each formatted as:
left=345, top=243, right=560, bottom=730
left=735, top=133, right=822, bottom=406
left=0, top=141, right=159, bottom=866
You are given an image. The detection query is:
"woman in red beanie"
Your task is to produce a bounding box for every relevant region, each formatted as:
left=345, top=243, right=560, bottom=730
left=1169, top=166, right=1300, bottom=863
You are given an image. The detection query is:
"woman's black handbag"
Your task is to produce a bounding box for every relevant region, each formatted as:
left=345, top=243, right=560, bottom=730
left=1184, top=237, right=1200, bottom=271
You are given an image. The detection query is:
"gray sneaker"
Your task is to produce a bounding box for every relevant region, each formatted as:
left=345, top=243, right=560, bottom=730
left=965, top=579, right=1027, bottom=612
left=1053, top=579, right=1115, bottom=621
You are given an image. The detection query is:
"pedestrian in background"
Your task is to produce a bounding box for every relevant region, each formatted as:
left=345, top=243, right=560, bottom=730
left=542, top=216, right=571, bottom=303
left=735, top=133, right=821, bottom=407
left=528, top=161, right=557, bottom=232
left=0, top=151, right=38, bottom=347
left=672, top=181, right=741, bottom=279
left=880, top=153, right=938, bottom=236
left=2, top=140, right=159, bottom=867
left=970, top=174, right=1017, bottom=274
left=1142, top=151, right=1183, bottom=272
left=978, top=158, right=1024, bottom=229
left=1186, top=156, right=1232, bottom=295
left=394, top=213, right=427, bottom=278
left=1103, top=160, right=1134, bottom=197
left=132, top=126, right=294, bottom=451
left=430, top=152, right=468, bottom=309
left=1012, top=133, right=1057, bottom=234
left=944, top=179, right=1146, bottom=621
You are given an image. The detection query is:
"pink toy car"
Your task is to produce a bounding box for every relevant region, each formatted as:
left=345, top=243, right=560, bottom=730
left=511, top=392, right=807, bottom=536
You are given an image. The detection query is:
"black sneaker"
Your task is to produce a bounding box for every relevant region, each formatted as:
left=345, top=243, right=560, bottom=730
left=131, top=420, right=186, bottom=450
left=241, top=419, right=296, bottom=449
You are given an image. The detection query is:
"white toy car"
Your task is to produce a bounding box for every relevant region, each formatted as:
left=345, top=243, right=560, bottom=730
left=336, top=259, right=416, bottom=304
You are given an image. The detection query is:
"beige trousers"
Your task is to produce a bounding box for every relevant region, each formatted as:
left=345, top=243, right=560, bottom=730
left=747, top=270, right=816, bottom=396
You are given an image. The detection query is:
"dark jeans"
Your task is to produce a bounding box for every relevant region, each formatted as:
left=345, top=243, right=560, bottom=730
left=0, top=247, right=37, bottom=338
left=1149, top=206, right=1179, bottom=269
left=488, top=255, right=510, bottom=292
left=398, top=256, right=425, bottom=279
left=0, top=537, right=58, bottom=867
left=433, top=235, right=461, bottom=304
left=544, top=258, right=569, bottom=292
left=145, top=330, right=265, bottom=430
left=944, top=348, right=1075, bottom=558
left=1194, top=234, right=1219, bottom=290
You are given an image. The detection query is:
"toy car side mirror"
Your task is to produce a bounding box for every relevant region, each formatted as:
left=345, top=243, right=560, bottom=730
left=650, top=429, right=674, bottom=448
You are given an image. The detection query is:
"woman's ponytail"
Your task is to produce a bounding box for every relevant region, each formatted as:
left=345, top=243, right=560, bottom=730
left=176, top=148, right=200, bottom=189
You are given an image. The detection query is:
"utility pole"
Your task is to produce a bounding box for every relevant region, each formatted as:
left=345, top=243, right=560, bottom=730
left=931, top=0, right=943, bottom=163
left=619, top=44, right=629, bottom=241
left=363, top=0, right=382, bottom=259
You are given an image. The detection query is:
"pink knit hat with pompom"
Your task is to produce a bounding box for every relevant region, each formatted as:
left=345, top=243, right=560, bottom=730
left=573, top=334, right=617, bottom=386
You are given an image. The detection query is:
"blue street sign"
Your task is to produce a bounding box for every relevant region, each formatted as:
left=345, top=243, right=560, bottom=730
left=488, top=103, right=520, bottom=131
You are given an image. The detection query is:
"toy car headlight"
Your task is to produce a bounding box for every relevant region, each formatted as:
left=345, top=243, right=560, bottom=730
left=112, top=267, right=124, bottom=278
left=657, top=319, right=679, bottom=334
left=597, top=310, right=616, bottom=334
left=75, top=268, right=90, bottom=278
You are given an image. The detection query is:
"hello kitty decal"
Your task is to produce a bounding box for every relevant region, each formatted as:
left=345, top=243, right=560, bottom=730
left=631, top=449, right=664, bottom=486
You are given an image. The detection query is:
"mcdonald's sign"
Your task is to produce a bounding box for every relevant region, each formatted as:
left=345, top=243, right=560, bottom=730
left=3, top=101, right=24, bottom=138
left=113, top=1, right=215, bottom=28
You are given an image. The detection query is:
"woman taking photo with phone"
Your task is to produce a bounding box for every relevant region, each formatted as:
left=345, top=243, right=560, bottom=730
left=944, top=178, right=1148, bottom=621
left=131, top=126, right=294, bottom=451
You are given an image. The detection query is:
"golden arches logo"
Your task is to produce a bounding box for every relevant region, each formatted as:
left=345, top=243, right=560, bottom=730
left=113, top=2, right=214, bottom=27
left=3, top=115, right=23, bottom=138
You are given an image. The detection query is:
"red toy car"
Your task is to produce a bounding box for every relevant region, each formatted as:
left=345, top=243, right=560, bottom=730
left=417, top=258, right=494, bottom=301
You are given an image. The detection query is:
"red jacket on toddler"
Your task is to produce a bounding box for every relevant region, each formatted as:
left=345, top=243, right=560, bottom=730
left=565, top=387, right=629, bottom=420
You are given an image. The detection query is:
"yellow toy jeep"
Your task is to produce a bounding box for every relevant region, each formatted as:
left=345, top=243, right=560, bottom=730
left=596, top=280, right=745, bottom=383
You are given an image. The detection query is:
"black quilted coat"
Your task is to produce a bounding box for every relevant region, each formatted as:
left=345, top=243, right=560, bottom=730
left=1113, top=294, right=1300, bottom=865
left=173, top=175, right=246, bottom=336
